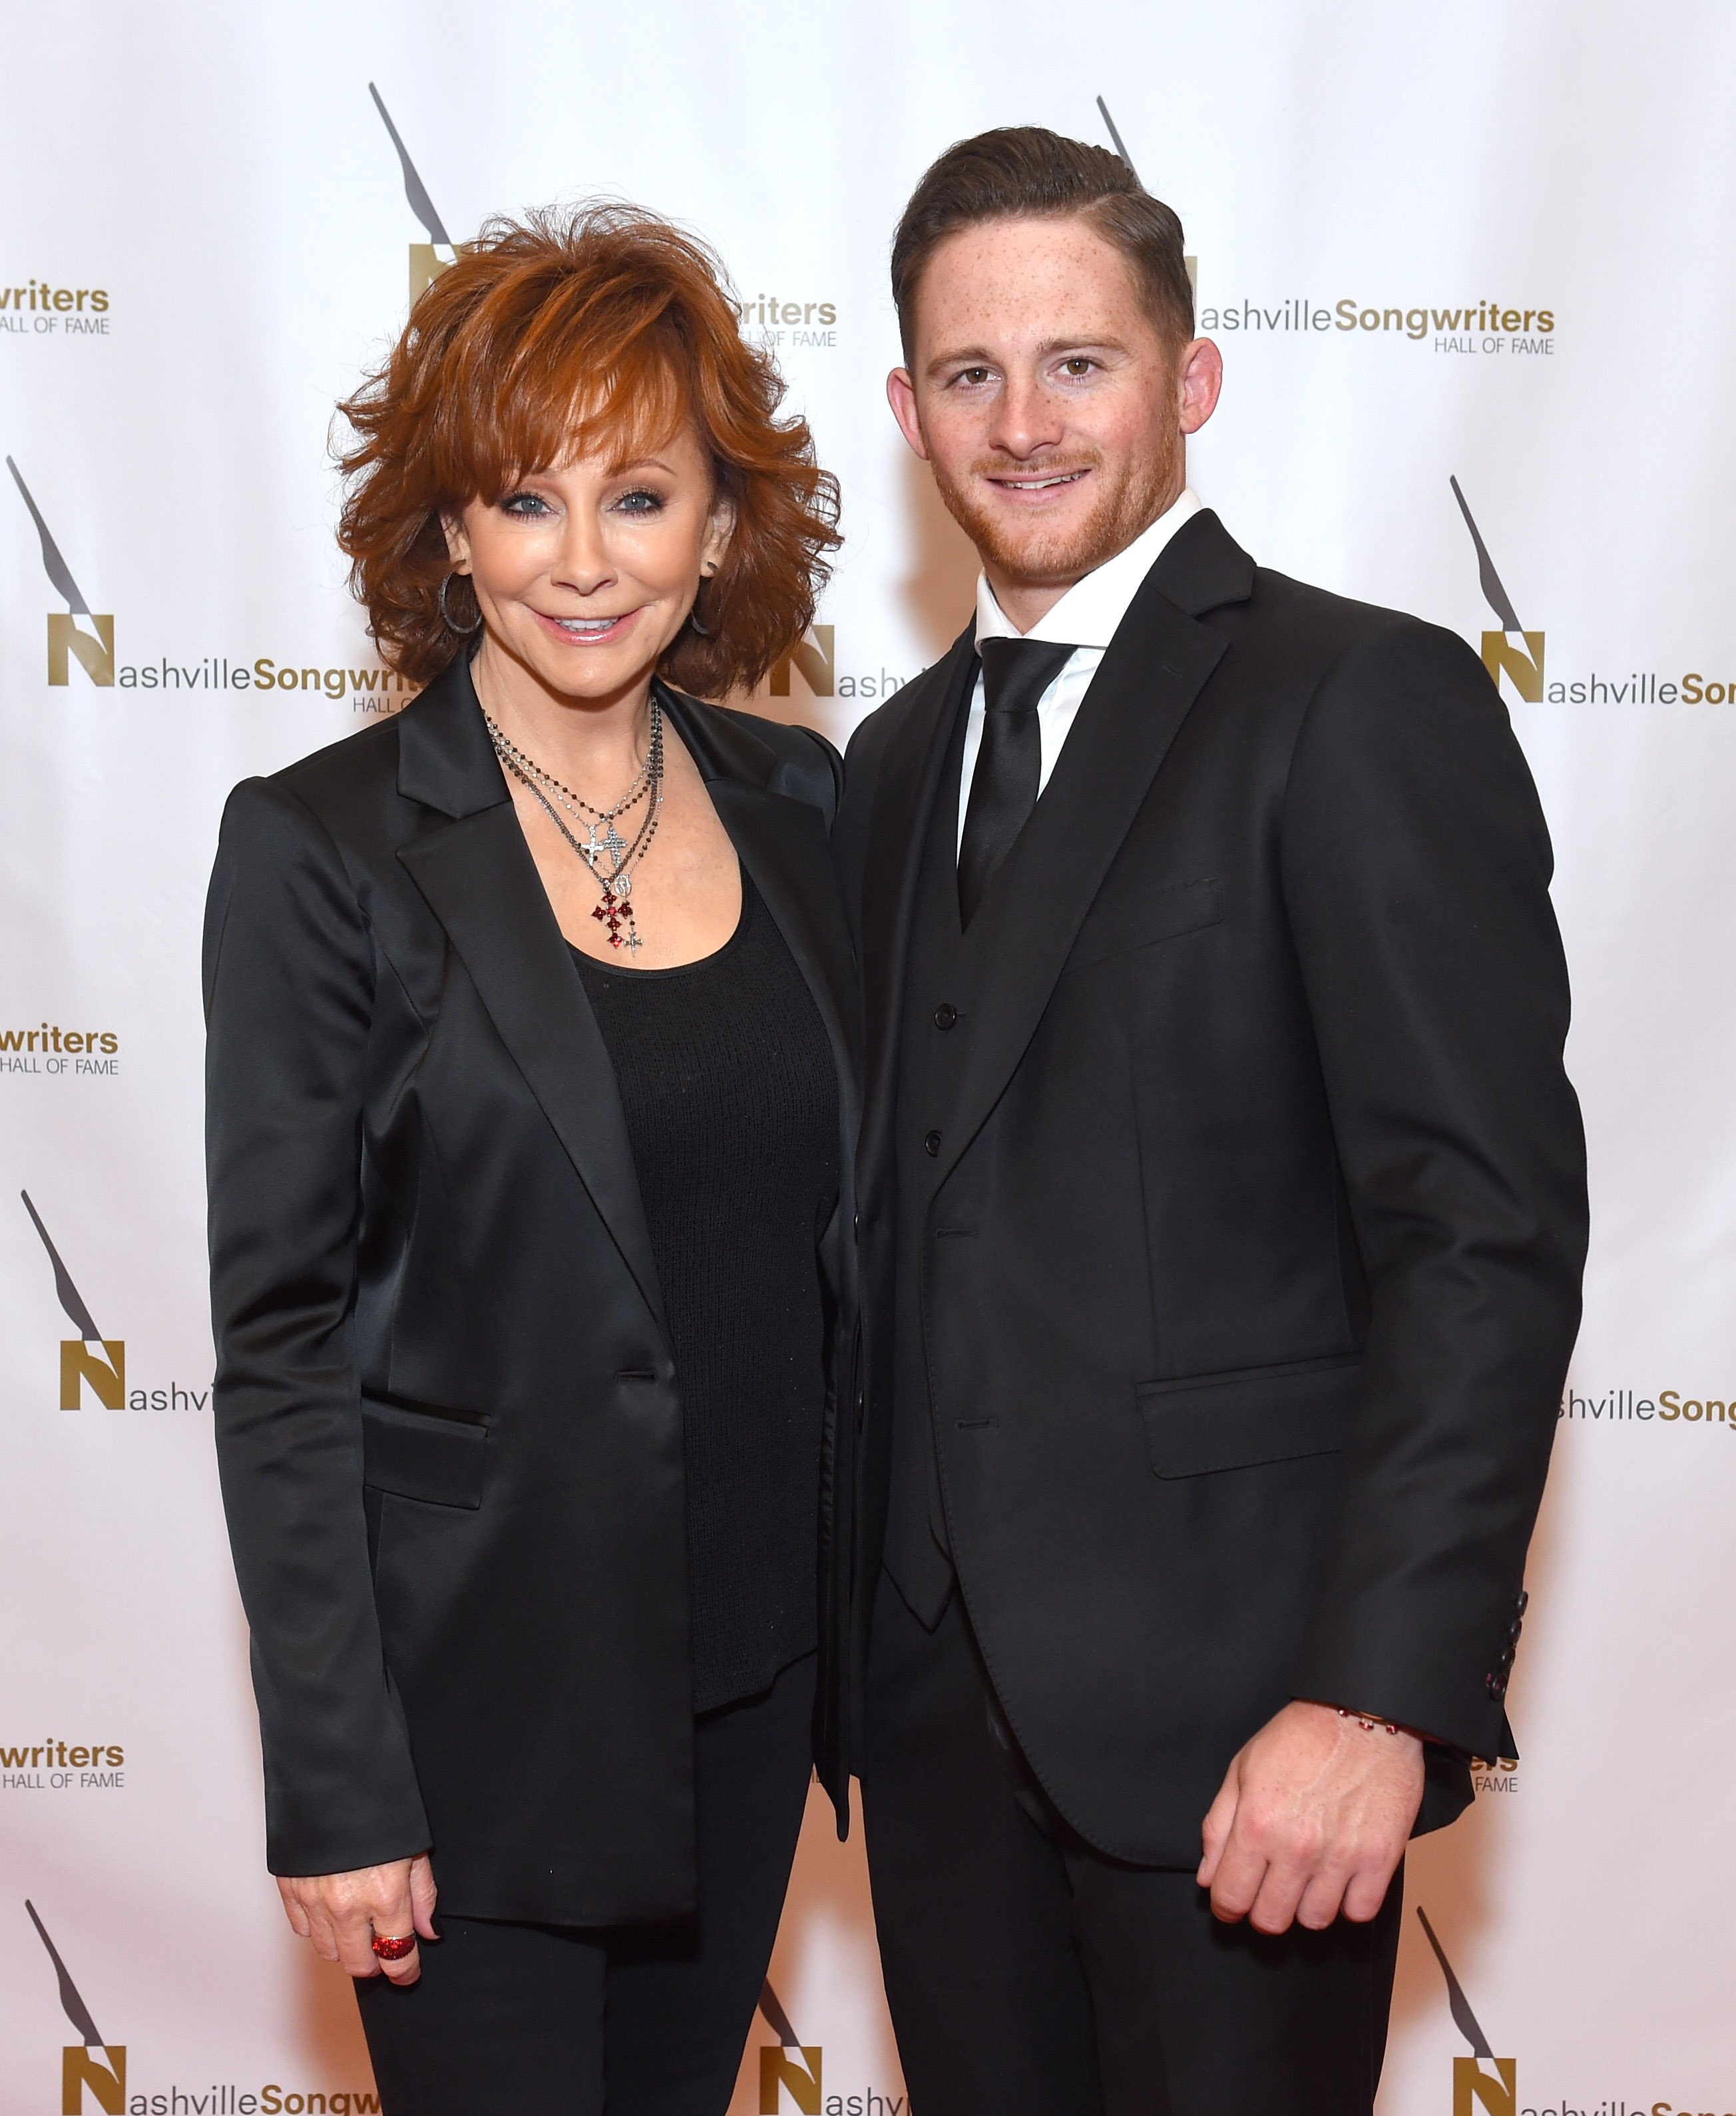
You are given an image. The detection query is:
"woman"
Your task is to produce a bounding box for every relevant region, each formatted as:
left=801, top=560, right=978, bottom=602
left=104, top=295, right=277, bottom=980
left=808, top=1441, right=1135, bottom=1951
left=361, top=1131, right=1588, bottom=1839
left=204, top=206, right=857, bottom=2113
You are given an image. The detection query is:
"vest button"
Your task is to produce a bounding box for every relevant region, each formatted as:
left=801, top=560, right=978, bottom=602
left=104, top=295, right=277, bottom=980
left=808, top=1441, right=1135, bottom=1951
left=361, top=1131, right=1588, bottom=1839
left=924, top=1130, right=942, bottom=1158
left=933, top=1002, right=958, bottom=1030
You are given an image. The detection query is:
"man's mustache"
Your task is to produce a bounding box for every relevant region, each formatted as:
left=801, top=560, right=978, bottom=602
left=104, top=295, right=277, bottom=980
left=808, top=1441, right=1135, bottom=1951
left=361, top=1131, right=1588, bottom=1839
left=969, top=455, right=1100, bottom=482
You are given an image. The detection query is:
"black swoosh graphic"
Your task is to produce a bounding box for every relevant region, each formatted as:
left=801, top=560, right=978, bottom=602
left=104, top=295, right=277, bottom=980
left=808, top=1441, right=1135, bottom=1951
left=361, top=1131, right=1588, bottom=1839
left=26, top=1900, right=107, bottom=2048
left=368, top=83, right=453, bottom=247
left=7, top=458, right=91, bottom=615
left=1415, top=1905, right=1494, bottom=2060
left=21, top=1191, right=104, bottom=1341
left=758, top=1978, right=803, bottom=2052
left=1096, top=97, right=1140, bottom=182
left=1450, top=477, right=1524, bottom=633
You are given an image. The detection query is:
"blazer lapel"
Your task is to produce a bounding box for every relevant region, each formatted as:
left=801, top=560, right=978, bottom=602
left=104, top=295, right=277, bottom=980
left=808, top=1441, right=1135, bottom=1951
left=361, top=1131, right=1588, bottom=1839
left=857, top=629, right=977, bottom=1208
left=395, top=662, right=671, bottom=1339
left=664, top=684, right=863, bottom=1149
left=937, top=517, right=1253, bottom=1185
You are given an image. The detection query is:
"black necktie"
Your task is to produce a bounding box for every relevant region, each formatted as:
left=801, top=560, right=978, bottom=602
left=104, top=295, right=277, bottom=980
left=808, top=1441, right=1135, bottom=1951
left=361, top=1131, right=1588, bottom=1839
left=957, top=637, right=1077, bottom=928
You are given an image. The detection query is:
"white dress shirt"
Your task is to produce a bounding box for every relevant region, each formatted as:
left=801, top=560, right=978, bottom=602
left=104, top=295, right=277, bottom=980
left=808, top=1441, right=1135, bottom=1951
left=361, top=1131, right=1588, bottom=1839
left=957, top=487, right=1203, bottom=856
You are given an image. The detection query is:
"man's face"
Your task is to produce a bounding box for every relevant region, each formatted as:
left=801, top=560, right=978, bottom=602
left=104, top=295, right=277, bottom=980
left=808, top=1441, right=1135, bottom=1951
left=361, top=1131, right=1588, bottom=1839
left=888, top=214, right=1219, bottom=610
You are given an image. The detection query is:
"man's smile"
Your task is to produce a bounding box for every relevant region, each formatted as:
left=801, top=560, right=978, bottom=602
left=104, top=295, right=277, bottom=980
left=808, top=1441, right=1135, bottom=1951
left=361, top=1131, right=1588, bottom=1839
left=984, top=466, right=1094, bottom=497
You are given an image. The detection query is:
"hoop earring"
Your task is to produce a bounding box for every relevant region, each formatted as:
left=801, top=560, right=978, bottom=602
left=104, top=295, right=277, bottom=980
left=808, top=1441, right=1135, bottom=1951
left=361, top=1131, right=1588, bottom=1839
left=439, top=572, right=483, bottom=636
left=687, top=578, right=713, bottom=637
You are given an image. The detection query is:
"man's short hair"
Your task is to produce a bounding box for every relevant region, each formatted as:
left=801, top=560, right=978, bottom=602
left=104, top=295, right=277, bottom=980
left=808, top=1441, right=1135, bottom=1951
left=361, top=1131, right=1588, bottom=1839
left=890, top=126, right=1194, bottom=365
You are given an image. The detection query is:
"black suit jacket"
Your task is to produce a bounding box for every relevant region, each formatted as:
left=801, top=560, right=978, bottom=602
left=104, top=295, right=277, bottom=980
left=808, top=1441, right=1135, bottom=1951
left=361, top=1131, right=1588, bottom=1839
left=204, top=656, right=859, bottom=1925
left=835, top=510, right=1587, bottom=1864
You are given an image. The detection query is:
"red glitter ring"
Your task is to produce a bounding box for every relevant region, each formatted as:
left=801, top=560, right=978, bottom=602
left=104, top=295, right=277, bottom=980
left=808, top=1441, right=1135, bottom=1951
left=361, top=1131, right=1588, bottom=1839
left=371, top=1933, right=415, bottom=1962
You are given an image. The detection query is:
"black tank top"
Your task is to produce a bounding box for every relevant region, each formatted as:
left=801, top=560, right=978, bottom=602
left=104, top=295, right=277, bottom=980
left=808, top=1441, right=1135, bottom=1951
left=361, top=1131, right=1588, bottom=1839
left=571, top=871, right=839, bottom=1711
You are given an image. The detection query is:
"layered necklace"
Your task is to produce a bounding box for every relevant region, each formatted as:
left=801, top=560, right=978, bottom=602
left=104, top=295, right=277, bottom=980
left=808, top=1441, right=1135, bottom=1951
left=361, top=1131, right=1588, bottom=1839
left=485, top=696, right=666, bottom=951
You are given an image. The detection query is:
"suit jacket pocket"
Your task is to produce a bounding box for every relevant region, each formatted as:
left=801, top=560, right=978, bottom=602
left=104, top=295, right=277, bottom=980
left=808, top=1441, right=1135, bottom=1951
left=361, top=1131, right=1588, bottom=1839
left=361, top=1394, right=489, bottom=1508
left=1068, top=877, right=1221, bottom=972
left=1138, top=1353, right=1361, bottom=1478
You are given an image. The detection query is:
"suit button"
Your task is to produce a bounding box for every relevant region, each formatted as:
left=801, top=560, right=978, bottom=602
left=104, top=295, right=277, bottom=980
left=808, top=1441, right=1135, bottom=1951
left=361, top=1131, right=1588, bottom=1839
left=933, top=1002, right=958, bottom=1030
left=1486, top=1671, right=1508, bottom=1701
left=924, top=1130, right=942, bottom=1158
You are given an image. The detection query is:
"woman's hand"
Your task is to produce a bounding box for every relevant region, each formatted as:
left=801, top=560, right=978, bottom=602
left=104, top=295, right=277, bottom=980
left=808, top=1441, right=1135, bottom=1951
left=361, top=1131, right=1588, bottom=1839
left=277, top=1855, right=438, bottom=1984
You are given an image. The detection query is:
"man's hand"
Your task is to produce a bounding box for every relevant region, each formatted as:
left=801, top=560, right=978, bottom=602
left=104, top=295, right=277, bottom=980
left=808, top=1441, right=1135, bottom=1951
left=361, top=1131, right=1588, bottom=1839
left=1197, top=1701, right=1424, bottom=1934
left=277, top=1855, right=438, bottom=1984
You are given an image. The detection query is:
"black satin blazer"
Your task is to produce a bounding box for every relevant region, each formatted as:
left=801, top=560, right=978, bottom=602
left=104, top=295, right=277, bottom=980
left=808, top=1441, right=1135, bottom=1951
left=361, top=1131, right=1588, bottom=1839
left=203, top=657, right=860, bottom=1927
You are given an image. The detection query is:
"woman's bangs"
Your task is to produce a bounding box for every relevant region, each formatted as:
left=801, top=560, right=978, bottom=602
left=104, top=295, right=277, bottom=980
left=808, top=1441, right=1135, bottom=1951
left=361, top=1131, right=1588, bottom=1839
left=467, top=306, right=694, bottom=496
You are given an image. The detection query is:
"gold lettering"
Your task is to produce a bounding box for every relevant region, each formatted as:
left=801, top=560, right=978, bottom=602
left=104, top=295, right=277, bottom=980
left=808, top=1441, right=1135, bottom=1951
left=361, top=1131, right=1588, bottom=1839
left=408, top=242, right=475, bottom=307
left=758, top=2045, right=823, bottom=2115
left=63, top=2045, right=126, bottom=2115
left=1480, top=630, right=1545, bottom=704
left=47, top=615, right=115, bottom=688
left=1453, top=2056, right=1516, bottom=2116
left=60, top=1341, right=125, bottom=1410
left=767, top=624, right=835, bottom=699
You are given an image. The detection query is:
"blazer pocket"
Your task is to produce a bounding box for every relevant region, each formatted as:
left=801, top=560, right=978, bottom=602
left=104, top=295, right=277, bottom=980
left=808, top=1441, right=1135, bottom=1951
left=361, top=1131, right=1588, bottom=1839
left=1138, top=1353, right=1361, bottom=1478
left=1068, top=877, right=1221, bottom=972
left=361, top=1394, right=489, bottom=1509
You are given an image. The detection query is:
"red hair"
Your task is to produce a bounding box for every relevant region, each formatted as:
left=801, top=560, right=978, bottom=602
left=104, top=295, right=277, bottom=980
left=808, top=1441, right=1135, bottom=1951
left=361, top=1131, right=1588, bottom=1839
left=335, top=204, right=841, bottom=694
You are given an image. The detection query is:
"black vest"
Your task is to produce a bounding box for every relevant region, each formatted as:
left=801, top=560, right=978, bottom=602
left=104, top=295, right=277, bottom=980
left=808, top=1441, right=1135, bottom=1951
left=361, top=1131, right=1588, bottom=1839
left=884, top=688, right=980, bottom=1625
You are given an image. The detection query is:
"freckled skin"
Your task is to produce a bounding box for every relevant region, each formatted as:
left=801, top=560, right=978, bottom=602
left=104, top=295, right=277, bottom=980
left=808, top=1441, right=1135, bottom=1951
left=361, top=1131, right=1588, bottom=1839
left=887, top=215, right=1222, bottom=631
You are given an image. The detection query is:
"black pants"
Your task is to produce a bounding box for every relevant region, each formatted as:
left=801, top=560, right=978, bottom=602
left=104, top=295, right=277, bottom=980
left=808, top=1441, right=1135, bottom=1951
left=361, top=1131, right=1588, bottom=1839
left=355, top=1651, right=815, bottom=2115
left=861, top=1580, right=1403, bottom=2116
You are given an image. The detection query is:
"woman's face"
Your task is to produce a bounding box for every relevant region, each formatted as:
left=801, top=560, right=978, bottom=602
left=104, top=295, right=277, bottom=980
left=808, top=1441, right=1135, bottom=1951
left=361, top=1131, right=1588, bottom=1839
left=444, top=419, right=732, bottom=704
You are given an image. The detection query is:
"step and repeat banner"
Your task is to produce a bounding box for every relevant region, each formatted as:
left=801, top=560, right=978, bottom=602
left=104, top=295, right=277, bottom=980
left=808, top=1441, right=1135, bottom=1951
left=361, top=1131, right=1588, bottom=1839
left=3, top=1, right=1733, bottom=2110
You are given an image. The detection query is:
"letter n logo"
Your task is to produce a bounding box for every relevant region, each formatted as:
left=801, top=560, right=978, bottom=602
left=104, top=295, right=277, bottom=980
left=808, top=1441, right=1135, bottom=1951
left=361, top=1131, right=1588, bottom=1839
left=759, top=2044, right=823, bottom=2113
left=768, top=626, right=835, bottom=699
left=1480, top=631, right=1545, bottom=704
left=61, top=1341, right=125, bottom=1409
left=47, top=615, right=115, bottom=687
left=407, top=243, right=474, bottom=306
left=63, top=2044, right=126, bottom=2115
left=1453, top=2055, right=1516, bottom=2116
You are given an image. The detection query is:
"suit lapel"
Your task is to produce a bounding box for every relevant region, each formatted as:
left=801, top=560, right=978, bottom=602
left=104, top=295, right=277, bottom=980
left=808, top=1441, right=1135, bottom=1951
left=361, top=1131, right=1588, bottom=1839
left=857, top=630, right=977, bottom=1207
left=936, top=540, right=1244, bottom=1185
left=399, top=806, right=671, bottom=1338
left=395, top=658, right=670, bottom=1337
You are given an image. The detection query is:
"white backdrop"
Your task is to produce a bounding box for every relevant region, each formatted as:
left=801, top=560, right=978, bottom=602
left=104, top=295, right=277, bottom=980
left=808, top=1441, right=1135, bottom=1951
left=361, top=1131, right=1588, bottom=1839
left=3, top=3, right=1734, bottom=2111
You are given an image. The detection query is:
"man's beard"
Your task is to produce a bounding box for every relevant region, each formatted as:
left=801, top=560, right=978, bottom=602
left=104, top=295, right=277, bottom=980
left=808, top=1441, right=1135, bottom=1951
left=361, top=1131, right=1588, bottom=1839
left=929, top=426, right=1182, bottom=589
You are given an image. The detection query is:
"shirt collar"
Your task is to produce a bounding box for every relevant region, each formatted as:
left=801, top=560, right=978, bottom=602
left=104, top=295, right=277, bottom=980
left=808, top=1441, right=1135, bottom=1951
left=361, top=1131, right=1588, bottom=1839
left=973, top=487, right=1203, bottom=650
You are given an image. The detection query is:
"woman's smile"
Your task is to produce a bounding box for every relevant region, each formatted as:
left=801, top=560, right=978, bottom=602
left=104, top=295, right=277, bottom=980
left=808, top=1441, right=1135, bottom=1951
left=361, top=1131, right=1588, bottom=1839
left=530, top=606, right=644, bottom=645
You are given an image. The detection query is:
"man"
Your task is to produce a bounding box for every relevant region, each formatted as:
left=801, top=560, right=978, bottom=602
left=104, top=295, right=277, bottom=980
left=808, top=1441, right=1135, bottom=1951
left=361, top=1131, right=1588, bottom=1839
left=833, top=127, right=1587, bottom=2115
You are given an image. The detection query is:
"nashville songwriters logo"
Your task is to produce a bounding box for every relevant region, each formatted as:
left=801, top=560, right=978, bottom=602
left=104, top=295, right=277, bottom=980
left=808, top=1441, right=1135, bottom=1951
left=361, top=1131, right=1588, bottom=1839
left=758, top=1982, right=823, bottom=2113
left=756, top=1982, right=909, bottom=2116
left=23, top=1191, right=124, bottom=1409
left=22, top=1191, right=211, bottom=1414
left=765, top=628, right=909, bottom=708
left=1451, top=477, right=1544, bottom=704
left=369, top=83, right=463, bottom=307
left=1450, top=486, right=1729, bottom=708
left=8, top=455, right=405, bottom=705
left=27, top=1900, right=127, bottom=2114
left=28, top=1899, right=379, bottom=2114
left=1418, top=1906, right=1517, bottom=2116
left=8, top=457, right=114, bottom=686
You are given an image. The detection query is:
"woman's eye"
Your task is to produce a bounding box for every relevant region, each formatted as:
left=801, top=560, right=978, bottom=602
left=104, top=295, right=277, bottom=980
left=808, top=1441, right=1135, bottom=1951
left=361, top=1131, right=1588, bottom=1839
left=614, top=487, right=666, bottom=515
left=500, top=493, right=551, bottom=517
